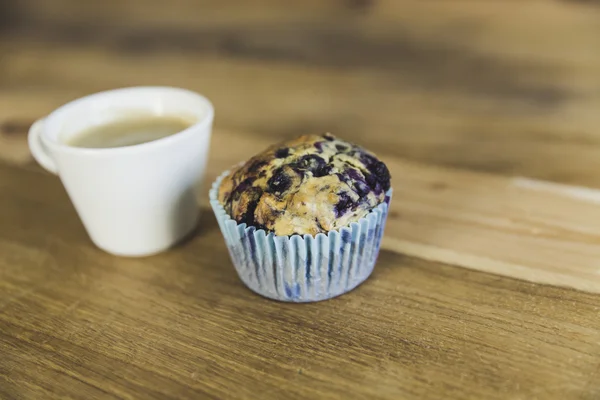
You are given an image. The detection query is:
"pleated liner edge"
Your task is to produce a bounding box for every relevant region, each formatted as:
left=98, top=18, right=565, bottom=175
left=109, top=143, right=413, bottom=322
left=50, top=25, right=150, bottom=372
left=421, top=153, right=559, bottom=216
left=209, top=170, right=392, bottom=302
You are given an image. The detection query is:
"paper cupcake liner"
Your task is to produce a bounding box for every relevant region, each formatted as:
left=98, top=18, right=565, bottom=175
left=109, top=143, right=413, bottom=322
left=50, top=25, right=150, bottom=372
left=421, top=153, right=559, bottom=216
left=209, top=170, right=392, bottom=302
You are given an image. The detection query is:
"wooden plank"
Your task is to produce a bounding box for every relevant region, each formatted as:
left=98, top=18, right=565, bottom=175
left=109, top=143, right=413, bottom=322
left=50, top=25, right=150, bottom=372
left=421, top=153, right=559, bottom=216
left=203, top=129, right=600, bottom=294
left=0, top=164, right=599, bottom=400
left=1, top=1, right=600, bottom=398
left=1, top=12, right=600, bottom=184
left=8, top=127, right=600, bottom=295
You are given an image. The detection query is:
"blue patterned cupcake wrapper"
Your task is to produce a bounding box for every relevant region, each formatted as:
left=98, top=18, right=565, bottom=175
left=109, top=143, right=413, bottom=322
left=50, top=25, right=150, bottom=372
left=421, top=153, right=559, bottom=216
left=209, top=170, right=392, bottom=302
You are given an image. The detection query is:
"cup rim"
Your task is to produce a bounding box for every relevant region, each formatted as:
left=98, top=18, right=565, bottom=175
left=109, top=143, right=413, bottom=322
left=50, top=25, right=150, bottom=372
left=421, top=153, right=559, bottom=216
left=41, top=86, right=214, bottom=156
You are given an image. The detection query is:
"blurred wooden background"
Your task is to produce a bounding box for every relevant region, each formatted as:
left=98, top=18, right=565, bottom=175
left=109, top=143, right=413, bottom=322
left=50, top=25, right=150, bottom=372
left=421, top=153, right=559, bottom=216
left=1, top=1, right=600, bottom=399
left=2, top=0, right=600, bottom=185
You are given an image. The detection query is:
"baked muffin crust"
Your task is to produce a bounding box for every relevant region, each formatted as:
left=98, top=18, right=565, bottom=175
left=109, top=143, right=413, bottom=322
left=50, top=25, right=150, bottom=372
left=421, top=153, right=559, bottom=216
left=218, top=133, right=391, bottom=236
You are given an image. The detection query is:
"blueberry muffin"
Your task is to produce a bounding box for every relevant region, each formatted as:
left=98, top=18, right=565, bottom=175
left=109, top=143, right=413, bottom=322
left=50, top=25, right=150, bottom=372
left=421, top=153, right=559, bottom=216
left=217, top=133, right=391, bottom=236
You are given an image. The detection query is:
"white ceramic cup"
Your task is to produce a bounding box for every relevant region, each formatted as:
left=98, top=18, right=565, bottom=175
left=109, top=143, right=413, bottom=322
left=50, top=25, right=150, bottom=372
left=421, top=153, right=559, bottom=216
left=28, top=87, right=214, bottom=257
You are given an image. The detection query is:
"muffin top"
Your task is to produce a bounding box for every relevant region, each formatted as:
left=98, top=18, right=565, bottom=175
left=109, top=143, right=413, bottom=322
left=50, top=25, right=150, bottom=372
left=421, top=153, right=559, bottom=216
left=218, top=133, right=391, bottom=236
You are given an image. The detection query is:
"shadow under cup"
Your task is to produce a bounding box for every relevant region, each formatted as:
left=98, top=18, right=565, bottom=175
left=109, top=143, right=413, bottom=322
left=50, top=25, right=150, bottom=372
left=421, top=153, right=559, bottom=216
left=29, top=87, right=214, bottom=257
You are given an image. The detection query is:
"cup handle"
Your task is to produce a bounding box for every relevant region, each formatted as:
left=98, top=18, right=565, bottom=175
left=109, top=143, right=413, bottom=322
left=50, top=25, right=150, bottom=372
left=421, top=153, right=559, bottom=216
left=28, top=118, right=58, bottom=174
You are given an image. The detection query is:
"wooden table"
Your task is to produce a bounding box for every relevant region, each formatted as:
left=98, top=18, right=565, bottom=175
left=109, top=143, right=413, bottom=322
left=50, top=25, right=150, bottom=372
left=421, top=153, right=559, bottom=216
left=1, top=1, right=600, bottom=399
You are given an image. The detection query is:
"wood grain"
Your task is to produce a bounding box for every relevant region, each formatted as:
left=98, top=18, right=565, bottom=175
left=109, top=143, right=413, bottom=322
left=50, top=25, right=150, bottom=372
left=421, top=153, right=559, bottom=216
left=202, top=129, right=600, bottom=294
left=1, top=0, right=600, bottom=399
left=2, top=0, right=600, bottom=184
left=1, top=163, right=599, bottom=400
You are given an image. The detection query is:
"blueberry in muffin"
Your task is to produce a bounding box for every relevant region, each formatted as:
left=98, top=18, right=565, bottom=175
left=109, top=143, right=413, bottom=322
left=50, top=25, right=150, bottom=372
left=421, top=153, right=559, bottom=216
left=218, top=133, right=391, bottom=236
